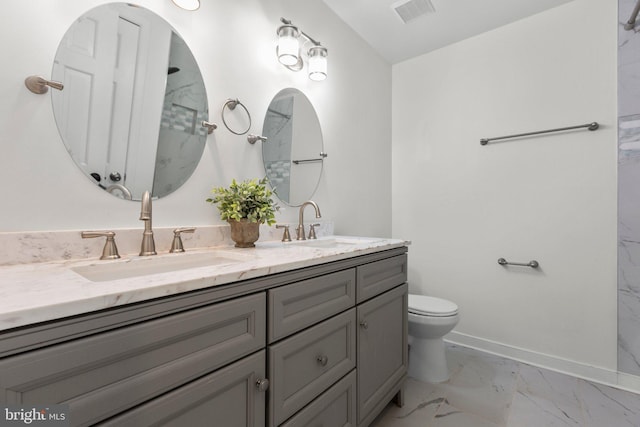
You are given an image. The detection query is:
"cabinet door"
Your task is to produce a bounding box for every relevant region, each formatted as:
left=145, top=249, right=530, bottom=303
left=98, top=350, right=267, bottom=427
left=357, top=283, right=408, bottom=426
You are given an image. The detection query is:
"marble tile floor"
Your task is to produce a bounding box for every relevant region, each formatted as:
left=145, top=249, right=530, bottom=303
left=371, top=344, right=640, bottom=427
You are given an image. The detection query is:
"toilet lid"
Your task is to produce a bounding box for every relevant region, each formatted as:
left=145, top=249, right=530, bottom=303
left=408, top=294, right=458, bottom=317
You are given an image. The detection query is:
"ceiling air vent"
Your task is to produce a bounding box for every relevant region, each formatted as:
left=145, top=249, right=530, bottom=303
left=391, top=0, right=436, bottom=24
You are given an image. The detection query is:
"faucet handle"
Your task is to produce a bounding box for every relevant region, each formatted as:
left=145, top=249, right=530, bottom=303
left=308, top=223, right=321, bottom=240
left=170, top=227, right=196, bottom=253
left=81, top=231, right=121, bottom=260
left=276, top=224, right=292, bottom=242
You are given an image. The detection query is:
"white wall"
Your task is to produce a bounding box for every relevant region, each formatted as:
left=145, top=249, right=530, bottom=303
left=0, top=0, right=392, bottom=238
left=392, top=0, right=618, bottom=374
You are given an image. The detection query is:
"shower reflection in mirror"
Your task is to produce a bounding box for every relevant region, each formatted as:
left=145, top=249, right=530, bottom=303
left=262, top=88, right=324, bottom=206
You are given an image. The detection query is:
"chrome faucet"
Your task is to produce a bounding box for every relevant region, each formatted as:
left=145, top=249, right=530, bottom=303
left=139, top=190, right=157, bottom=255
left=296, top=201, right=321, bottom=240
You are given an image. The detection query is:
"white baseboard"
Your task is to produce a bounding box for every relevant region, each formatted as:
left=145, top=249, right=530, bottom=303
left=617, top=371, right=640, bottom=393
left=446, top=331, right=640, bottom=394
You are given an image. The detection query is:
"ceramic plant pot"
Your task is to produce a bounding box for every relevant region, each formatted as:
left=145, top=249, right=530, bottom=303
left=228, top=219, right=260, bottom=248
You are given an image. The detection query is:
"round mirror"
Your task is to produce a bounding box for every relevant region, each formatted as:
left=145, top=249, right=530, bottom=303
left=51, top=3, right=209, bottom=201
left=262, top=88, right=324, bottom=206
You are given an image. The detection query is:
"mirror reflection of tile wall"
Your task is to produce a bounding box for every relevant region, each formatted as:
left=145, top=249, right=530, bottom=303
left=155, top=33, right=208, bottom=197
left=618, top=0, right=640, bottom=377
left=263, top=97, right=294, bottom=202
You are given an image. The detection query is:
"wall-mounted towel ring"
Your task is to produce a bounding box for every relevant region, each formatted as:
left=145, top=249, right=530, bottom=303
left=221, top=98, right=251, bottom=135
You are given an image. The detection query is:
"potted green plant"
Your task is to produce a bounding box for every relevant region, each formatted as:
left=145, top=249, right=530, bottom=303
left=207, top=178, right=279, bottom=248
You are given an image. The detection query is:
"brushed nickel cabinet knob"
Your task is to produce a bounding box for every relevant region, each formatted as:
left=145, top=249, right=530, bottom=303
left=256, top=378, right=270, bottom=392
left=316, top=355, right=329, bottom=366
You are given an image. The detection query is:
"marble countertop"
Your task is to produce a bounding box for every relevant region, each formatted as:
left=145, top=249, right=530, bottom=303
left=0, top=236, right=408, bottom=332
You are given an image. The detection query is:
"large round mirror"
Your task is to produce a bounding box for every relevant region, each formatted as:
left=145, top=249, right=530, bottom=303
left=51, top=3, right=209, bottom=201
left=262, top=88, right=324, bottom=206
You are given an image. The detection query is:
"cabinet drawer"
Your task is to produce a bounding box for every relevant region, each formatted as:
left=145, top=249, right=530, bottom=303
left=280, top=370, right=356, bottom=427
left=269, top=269, right=356, bottom=343
left=269, top=309, right=356, bottom=426
left=0, top=293, right=266, bottom=426
left=356, top=254, right=407, bottom=303
left=98, top=350, right=267, bottom=427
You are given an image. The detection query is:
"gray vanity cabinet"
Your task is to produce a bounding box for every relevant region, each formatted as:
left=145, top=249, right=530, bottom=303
left=268, top=252, right=408, bottom=427
left=267, top=268, right=357, bottom=427
left=0, top=246, right=408, bottom=427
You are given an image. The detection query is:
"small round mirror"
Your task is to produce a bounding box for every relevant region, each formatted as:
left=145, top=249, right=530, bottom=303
left=51, top=3, right=209, bottom=201
left=261, top=88, right=324, bottom=206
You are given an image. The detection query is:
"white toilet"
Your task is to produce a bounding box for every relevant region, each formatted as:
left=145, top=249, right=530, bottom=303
left=408, top=294, right=459, bottom=383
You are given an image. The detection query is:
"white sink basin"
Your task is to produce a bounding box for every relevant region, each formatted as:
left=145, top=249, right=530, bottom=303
left=72, top=251, right=249, bottom=282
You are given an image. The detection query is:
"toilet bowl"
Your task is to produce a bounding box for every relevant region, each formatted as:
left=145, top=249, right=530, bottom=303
left=408, top=294, right=459, bottom=383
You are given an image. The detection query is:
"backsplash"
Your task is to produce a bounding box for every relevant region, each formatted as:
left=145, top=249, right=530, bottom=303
left=0, top=222, right=334, bottom=266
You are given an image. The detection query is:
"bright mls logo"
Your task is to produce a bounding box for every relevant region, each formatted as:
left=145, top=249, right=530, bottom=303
left=0, top=406, right=69, bottom=427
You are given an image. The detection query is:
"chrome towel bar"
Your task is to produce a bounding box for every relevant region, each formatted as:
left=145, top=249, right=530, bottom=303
left=292, top=152, right=328, bottom=164
left=498, top=258, right=539, bottom=268
left=480, top=122, right=599, bottom=145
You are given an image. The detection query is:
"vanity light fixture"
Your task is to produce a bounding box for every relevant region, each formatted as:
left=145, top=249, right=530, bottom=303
left=276, top=18, right=328, bottom=81
left=171, top=0, right=200, bottom=11
left=276, top=24, right=300, bottom=67
left=307, top=45, right=328, bottom=81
